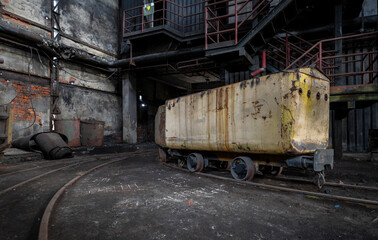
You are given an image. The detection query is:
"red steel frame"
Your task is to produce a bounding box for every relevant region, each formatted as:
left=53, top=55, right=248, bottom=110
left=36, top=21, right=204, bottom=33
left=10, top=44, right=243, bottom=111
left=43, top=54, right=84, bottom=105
left=123, top=0, right=281, bottom=49
left=266, top=31, right=378, bottom=85
left=205, top=0, right=278, bottom=49
left=285, top=32, right=378, bottom=85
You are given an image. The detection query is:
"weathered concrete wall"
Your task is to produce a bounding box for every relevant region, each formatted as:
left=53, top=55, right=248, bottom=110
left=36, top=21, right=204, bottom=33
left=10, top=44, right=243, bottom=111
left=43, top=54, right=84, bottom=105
left=1, top=0, right=51, bottom=26
left=0, top=0, right=51, bottom=39
left=60, top=0, right=119, bottom=58
left=59, top=60, right=117, bottom=93
left=58, top=85, right=122, bottom=143
left=57, top=60, right=122, bottom=143
left=0, top=0, right=123, bottom=145
left=0, top=77, right=50, bottom=140
left=0, top=43, right=50, bottom=78
left=0, top=42, right=51, bottom=140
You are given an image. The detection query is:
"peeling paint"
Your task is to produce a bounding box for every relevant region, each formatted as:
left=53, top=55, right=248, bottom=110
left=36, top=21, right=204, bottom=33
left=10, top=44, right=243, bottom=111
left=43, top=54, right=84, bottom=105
left=162, top=68, right=330, bottom=155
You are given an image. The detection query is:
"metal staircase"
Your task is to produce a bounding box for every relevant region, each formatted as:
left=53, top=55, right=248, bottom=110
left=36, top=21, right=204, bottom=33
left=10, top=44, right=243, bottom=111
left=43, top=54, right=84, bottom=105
left=265, top=31, right=378, bottom=86
left=204, top=0, right=301, bottom=60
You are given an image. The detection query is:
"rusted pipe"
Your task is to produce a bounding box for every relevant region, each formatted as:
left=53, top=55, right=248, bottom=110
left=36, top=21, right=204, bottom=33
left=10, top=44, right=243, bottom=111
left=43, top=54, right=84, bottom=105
left=251, top=50, right=266, bottom=76
left=0, top=21, right=205, bottom=69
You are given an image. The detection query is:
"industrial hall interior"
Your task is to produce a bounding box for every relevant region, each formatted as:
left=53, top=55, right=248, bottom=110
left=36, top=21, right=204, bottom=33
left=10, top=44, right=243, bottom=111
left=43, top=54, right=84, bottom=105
left=0, top=0, right=377, bottom=239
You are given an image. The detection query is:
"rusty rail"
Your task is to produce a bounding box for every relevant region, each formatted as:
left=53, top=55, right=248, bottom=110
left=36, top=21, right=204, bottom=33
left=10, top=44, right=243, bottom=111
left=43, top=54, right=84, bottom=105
left=38, top=155, right=131, bottom=240
left=163, top=163, right=378, bottom=207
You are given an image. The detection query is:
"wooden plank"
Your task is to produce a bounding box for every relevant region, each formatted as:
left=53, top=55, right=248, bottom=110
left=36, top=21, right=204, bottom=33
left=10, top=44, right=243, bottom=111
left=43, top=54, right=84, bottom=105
left=364, top=106, right=371, bottom=152
left=356, top=107, right=364, bottom=152
left=234, top=72, right=239, bottom=83
left=330, top=93, right=378, bottom=102
left=329, top=110, right=334, bottom=148
left=342, top=116, right=348, bottom=151
left=348, top=109, right=356, bottom=152
left=230, top=72, right=234, bottom=84
left=225, top=69, right=230, bottom=85
left=330, top=84, right=378, bottom=95
left=372, top=102, right=378, bottom=129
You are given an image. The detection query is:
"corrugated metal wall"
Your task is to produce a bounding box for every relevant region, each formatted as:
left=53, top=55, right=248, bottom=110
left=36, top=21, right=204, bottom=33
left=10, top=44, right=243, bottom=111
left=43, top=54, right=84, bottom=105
left=166, top=0, right=183, bottom=31
left=329, top=42, right=378, bottom=152
left=166, top=0, right=204, bottom=33
left=183, top=0, right=205, bottom=33
left=122, top=0, right=143, bottom=31
left=330, top=102, right=378, bottom=152
left=224, top=69, right=251, bottom=84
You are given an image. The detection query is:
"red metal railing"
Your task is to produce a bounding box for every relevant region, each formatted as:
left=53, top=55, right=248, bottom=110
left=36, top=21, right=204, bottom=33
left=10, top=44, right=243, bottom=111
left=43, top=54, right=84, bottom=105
left=266, top=31, right=314, bottom=70
left=285, top=32, right=378, bottom=85
left=266, top=31, right=378, bottom=85
left=123, top=0, right=205, bottom=36
left=205, top=0, right=281, bottom=49
left=124, top=0, right=284, bottom=49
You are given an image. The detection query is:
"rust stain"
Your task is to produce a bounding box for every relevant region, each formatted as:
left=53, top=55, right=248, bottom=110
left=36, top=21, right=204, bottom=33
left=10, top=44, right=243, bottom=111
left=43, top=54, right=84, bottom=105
left=224, top=87, right=230, bottom=151
left=3, top=15, right=31, bottom=27
left=216, top=87, right=223, bottom=111
left=250, top=101, right=263, bottom=119
left=161, top=68, right=330, bottom=156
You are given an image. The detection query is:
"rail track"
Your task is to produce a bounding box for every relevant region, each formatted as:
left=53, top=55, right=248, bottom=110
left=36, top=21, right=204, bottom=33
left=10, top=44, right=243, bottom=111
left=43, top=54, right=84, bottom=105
left=0, top=151, right=138, bottom=240
left=1, top=148, right=376, bottom=240
left=163, top=162, right=378, bottom=207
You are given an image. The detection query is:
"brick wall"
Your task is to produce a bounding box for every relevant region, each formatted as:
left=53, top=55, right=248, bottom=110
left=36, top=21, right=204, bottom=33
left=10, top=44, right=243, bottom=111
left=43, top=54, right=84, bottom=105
left=0, top=79, right=51, bottom=139
left=1, top=81, right=50, bottom=121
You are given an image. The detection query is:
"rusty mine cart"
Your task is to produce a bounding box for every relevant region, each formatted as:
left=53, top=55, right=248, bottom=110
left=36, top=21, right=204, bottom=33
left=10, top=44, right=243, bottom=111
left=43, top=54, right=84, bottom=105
left=155, top=68, right=334, bottom=187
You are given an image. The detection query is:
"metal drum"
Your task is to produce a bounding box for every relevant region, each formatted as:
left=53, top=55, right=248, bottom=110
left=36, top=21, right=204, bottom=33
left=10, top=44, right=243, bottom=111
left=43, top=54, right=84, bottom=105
left=54, top=119, right=80, bottom=147
left=80, top=120, right=105, bottom=147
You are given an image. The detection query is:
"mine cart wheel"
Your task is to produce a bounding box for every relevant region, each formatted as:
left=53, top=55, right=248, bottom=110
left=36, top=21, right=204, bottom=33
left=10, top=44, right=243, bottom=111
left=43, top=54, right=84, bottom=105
left=187, top=153, right=204, bottom=172
left=314, top=171, right=326, bottom=189
left=230, top=157, right=255, bottom=181
left=158, top=148, right=167, bottom=163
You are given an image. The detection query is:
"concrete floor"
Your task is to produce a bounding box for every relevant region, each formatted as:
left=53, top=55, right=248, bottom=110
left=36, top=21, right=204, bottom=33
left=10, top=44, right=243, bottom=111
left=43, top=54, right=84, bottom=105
left=45, top=148, right=378, bottom=240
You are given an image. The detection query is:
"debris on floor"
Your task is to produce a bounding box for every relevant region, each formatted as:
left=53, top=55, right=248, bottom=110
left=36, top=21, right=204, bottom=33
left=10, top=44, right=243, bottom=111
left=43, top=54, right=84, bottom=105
left=12, top=132, right=73, bottom=160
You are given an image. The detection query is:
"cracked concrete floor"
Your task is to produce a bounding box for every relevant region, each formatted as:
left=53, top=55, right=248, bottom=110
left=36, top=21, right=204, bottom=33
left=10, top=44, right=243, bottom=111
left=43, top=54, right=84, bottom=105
left=47, top=149, right=378, bottom=240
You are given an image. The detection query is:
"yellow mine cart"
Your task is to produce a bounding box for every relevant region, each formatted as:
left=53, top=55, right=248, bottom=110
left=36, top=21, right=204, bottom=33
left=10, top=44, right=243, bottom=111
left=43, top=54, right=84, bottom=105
left=155, top=68, right=333, bottom=184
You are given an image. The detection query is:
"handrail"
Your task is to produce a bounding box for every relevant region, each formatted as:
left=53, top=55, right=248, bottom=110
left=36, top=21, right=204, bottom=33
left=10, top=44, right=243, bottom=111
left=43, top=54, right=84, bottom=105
left=205, top=0, right=284, bottom=48
left=285, top=31, right=378, bottom=70
left=238, top=0, right=272, bottom=29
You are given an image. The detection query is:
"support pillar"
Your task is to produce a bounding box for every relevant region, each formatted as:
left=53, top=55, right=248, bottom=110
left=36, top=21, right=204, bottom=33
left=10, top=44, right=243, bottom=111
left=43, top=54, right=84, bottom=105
left=122, top=72, right=137, bottom=143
